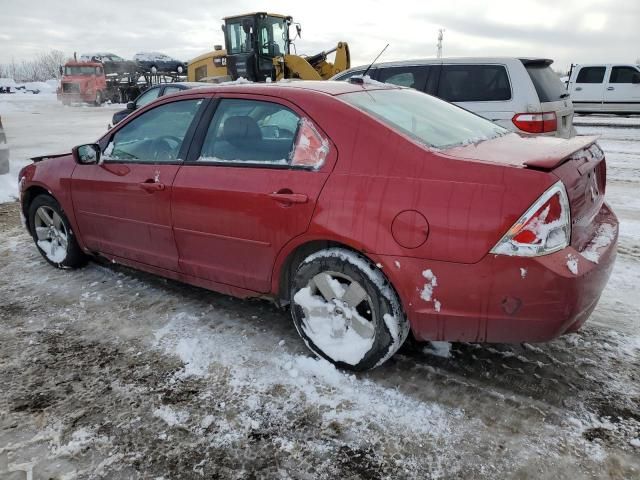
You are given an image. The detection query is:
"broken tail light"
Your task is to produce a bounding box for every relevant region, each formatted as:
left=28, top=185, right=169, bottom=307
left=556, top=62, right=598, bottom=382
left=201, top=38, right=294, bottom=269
left=491, top=181, right=571, bottom=257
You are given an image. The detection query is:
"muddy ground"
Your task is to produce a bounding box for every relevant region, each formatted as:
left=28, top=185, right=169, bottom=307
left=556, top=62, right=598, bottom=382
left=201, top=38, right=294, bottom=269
left=1, top=200, right=639, bottom=479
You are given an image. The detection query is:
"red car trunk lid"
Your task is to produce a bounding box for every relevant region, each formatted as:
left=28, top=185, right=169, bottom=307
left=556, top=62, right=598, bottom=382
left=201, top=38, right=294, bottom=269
left=444, top=133, right=606, bottom=252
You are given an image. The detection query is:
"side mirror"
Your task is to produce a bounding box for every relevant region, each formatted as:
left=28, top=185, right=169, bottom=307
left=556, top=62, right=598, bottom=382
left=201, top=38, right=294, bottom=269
left=632, top=74, right=640, bottom=84
left=72, top=144, right=101, bottom=165
left=126, top=101, right=135, bottom=110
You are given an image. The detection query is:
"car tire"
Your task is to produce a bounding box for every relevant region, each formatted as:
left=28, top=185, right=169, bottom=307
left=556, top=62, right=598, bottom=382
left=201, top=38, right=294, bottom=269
left=290, top=248, right=409, bottom=370
left=28, top=194, right=87, bottom=269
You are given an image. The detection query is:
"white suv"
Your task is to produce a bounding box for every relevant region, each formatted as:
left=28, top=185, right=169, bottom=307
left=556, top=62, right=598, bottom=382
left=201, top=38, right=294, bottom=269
left=567, top=64, right=640, bottom=114
left=333, top=57, right=575, bottom=138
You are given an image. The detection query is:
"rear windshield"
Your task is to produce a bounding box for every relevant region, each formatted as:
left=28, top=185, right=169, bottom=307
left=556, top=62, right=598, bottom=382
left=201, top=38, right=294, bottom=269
left=340, top=88, right=506, bottom=149
left=524, top=63, right=568, bottom=102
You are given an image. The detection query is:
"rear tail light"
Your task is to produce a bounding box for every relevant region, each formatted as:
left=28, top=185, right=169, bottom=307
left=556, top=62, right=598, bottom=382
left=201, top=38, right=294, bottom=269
left=491, top=181, right=571, bottom=257
left=512, top=112, right=557, bottom=133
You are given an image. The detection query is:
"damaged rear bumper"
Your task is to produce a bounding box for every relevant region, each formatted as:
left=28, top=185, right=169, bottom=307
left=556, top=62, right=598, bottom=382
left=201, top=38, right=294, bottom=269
left=371, top=203, right=618, bottom=343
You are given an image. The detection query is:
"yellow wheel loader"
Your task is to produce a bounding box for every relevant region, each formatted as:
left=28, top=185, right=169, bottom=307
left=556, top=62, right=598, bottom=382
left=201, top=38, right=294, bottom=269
left=187, top=12, right=350, bottom=82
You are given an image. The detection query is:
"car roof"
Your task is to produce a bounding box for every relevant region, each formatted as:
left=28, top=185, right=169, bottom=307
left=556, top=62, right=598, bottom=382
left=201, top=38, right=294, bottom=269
left=166, top=80, right=399, bottom=97
left=344, top=57, right=553, bottom=71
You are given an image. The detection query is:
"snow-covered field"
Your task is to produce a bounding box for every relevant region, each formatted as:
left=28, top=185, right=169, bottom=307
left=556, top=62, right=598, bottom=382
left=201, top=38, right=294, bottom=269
left=0, top=95, right=639, bottom=478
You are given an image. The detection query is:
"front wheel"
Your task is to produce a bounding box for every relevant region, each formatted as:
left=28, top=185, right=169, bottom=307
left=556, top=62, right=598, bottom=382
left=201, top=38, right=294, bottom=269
left=290, top=248, right=409, bottom=370
left=28, top=194, right=87, bottom=268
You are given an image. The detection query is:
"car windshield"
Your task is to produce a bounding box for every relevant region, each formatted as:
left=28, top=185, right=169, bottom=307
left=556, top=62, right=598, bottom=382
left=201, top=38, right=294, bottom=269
left=340, top=88, right=507, bottom=149
left=64, top=66, right=97, bottom=75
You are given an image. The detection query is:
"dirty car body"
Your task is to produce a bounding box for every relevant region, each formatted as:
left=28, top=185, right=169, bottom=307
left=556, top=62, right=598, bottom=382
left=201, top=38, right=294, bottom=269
left=18, top=81, right=618, bottom=369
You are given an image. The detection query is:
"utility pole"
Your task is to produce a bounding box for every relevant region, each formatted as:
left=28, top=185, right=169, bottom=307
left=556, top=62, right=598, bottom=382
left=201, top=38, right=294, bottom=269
left=437, top=29, right=445, bottom=59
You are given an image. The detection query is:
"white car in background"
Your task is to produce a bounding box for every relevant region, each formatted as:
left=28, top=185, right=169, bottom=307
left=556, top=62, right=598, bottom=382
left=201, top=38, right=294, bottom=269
left=567, top=64, right=640, bottom=114
left=333, top=57, right=575, bottom=138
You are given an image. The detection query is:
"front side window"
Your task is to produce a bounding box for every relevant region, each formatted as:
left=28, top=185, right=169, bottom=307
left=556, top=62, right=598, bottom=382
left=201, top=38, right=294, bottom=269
left=136, top=87, right=161, bottom=108
left=438, top=65, right=511, bottom=102
left=378, top=66, right=430, bottom=91
left=105, top=99, right=203, bottom=163
left=576, top=66, right=606, bottom=84
left=340, top=88, right=507, bottom=150
left=609, top=66, right=640, bottom=83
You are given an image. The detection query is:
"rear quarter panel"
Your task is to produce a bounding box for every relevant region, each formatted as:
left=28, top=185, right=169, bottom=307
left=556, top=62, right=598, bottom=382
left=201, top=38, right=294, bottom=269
left=306, top=104, right=555, bottom=264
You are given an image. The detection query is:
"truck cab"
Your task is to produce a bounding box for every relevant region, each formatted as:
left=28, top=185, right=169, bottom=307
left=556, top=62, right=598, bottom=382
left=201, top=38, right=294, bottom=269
left=568, top=64, right=640, bottom=114
left=58, top=61, right=107, bottom=105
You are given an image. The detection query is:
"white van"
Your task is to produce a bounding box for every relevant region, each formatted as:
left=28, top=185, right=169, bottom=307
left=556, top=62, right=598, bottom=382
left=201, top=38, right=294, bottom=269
left=567, top=64, right=640, bottom=114
left=332, top=57, right=575, bottom=138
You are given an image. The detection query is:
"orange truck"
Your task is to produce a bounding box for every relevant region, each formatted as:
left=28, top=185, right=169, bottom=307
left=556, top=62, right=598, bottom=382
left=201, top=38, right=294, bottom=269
left=57, top=60, right=143, bottom=105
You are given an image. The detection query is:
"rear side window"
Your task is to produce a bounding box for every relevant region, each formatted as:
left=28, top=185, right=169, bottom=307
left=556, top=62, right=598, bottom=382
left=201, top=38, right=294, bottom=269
left=377, top=66, right=430, bottom=91
left=524, top=63, right=568, bottom=102
left=609, top=66, right=640, bottom=83
left=438, top=65, right=511, bottom=102
left=199, top=99, right=300, bottom=165
left=576, top=67, right=606, bottom=83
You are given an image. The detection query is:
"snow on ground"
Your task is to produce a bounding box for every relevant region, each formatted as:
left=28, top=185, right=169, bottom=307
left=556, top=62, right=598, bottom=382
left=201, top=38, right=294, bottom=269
left=0, top=100, right=639, bottom=478
left=0, top=93, right=122, bottom=202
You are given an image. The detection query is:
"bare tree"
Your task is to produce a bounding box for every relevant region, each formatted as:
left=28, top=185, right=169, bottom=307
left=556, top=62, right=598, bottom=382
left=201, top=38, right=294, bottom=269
left=0, top=50, right=68, bottom=82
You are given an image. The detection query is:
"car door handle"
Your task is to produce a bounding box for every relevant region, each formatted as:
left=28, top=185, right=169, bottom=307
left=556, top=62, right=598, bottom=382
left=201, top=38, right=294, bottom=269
left=268, top=192, right=308, bottom=204
left=607, top=86, right=614, bottom=90
left=139, top=181, right=165, bottom=192
left=575, top=87, right=582, bottom=91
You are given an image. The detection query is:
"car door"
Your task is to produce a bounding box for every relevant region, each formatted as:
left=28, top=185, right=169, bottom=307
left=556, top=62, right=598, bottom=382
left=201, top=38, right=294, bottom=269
left=71, top=96, right=207, bottom=271
left=570, top=66, right=607, bottom=106
left=603, top=65, right=640, bottom=112
left=171, top=96, right=335, bottom=293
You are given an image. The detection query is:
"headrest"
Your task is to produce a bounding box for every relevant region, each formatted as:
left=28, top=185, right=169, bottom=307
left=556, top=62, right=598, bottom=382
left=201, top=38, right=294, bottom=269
left=222, top=116, right=262, bottom=142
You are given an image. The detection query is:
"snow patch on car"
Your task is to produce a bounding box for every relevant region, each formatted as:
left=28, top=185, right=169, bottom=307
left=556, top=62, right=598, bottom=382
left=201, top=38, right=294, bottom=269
left=197, top=156, right=288, bottom=165
left=520, top=268, right=528, bottom=279
left=293, top=286, right=374, bottom=366
left=420, top=269, right=442, bottom=312
left=567, top=254, right=579, bottom=275
left=420, top=269, right=437, bottom=302
left=581, top=223, right=617, bottom=264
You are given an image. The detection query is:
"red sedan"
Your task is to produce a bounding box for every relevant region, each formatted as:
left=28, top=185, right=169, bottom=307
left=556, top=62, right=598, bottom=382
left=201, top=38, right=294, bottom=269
left=18, top=80, right=618, bottom=370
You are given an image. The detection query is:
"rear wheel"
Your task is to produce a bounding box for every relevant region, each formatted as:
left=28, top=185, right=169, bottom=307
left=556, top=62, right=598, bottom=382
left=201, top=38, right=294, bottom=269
left=290, top=248, right=408, bottom=370
left=28, top=195, right=87, bottom=268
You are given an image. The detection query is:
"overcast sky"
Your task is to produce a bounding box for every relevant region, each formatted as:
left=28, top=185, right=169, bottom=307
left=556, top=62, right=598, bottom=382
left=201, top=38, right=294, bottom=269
left=1, top=0, right=638, bottom=73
